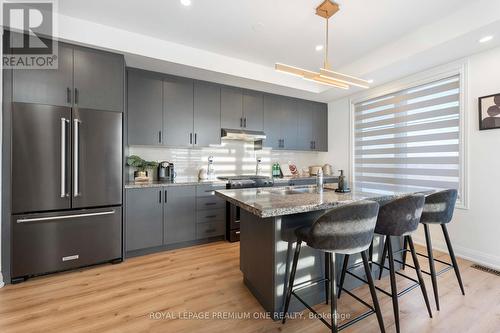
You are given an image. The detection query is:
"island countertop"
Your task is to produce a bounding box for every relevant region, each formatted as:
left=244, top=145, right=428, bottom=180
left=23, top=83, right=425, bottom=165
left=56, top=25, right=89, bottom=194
left=215, top=185, right=405, bottom=218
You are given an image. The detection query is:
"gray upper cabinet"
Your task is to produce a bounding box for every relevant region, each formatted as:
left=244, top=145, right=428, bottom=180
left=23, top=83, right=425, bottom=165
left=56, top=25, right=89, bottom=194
left=73, top=47, right=124, bottom=112
left=296, top=100, right=314, bottom=150
left=242, top=90, right=264, bottom=131
left=13, top=43, right=73, bottom=107
left=163, top=76, right=194, bottom=147
left=164, top=186, right=196, bottom=245
left=125, top=188, right=163, bottom=252
left=127, top=70, right=163, bottom=145
left=263, top=94, right=298, bottom=150
left=313, top=102, right=328, bottom=151
left=221, top=86, right=243, bottom=129
left=263, top=94, right=282, bottom=149
left=194, top=82, right=221, bottom=147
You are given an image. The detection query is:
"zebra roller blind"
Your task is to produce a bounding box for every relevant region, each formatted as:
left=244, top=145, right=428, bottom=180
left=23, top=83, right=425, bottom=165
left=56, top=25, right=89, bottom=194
left=354, top=75, right=461, bottom=195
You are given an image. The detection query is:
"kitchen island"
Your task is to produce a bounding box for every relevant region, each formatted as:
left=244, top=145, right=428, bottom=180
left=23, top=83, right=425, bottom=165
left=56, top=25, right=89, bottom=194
left=215, top=185, right=410, bottom=319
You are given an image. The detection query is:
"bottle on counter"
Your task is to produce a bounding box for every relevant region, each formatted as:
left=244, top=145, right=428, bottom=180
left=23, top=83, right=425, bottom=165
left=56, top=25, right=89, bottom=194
left=316, top=168, right=324, bottom=192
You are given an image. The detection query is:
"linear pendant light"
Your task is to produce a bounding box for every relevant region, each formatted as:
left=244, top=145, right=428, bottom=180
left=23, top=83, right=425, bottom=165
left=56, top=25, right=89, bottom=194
left=275, top=0, right=370, bottom=90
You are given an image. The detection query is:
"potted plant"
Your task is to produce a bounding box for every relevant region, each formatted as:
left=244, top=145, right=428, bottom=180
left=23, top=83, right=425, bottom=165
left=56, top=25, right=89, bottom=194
left=126, top=155, right=158, bottom=181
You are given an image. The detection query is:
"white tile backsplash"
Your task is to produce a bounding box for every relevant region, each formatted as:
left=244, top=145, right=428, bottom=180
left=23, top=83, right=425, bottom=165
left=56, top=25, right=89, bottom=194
left=127, top=140, right=330, bottom=181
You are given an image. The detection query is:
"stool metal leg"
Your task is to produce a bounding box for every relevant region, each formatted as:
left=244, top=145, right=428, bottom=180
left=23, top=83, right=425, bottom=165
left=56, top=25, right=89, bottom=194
left=329, top=252, right=338, bottom=333
left=407, top=236, right=433, bottom=318
left=282, top=240, right=302, bottom=324
left=378, top=236, right=388, bottom=280
left=441, top=224, right=465, bottom=295
left=424, top=224, right=440, bottom=310
left=402, top=236, right=408, bottom=270
left=337, top=254, right=350, bottom=298
left=368, top=239, right=374, bottom=270
left=361, top=251, right=386, bottom=333
left=387, top=238, right=401, bottom=333
left=325, top=252, right=330, bottom=305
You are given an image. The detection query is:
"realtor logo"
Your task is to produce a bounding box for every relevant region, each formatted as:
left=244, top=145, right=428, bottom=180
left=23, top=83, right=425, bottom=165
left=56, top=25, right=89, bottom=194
left=2, top=1, right=58, bottom=69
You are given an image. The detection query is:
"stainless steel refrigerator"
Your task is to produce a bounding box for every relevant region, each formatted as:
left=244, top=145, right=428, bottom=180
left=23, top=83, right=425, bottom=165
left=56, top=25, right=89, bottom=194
left=11, top=102, right=123, bottom=282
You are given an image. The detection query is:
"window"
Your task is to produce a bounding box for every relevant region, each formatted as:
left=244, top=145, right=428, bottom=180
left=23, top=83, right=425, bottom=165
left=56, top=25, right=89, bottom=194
left=353, top=75, right=464, bottom=203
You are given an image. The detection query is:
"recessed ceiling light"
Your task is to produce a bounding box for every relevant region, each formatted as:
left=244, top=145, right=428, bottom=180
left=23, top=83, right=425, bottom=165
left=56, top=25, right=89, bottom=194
left=479, top=35, right=493, bottom=43
left=180, top=0, right=191, bottom=6
left=315, top=45, right=324, bottom=51
left=367, top=79, right=374, bottom=83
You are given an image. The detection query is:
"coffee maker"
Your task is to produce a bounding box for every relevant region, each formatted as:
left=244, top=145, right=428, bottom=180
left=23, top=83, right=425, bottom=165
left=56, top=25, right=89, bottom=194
left=158, top=161, right=175, bottom=181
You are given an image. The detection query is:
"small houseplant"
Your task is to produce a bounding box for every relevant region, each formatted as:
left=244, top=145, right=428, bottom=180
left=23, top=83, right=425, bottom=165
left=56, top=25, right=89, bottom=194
left=126, top=155, right=158, bottom=181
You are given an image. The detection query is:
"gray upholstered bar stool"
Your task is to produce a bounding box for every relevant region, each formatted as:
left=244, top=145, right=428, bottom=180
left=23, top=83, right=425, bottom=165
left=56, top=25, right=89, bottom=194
left=338, top=194, right=432, bottom=333
left=408, top=189, right=465, bottom=311
left=282, top=200, right=385, bottom=333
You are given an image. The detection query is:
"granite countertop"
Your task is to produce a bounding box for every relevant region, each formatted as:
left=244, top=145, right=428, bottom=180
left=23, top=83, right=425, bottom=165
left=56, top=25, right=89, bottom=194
left=215, top=185, right=425, bottom=218
left=125, top=177, right=227, bottom=189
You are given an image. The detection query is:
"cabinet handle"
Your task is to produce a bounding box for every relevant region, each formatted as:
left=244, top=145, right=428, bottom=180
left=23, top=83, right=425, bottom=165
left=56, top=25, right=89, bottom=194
left=205, top=215, right=217, bottom=219
left=240, top=117, right=243, bottom=127
left=158, top=131, right=162, bottom=143
left=74, top=88, right=79, bottom=105
left=205, top=202, right=217, bottom=206
left=194, top=133, right=197, bottom=145
left=66, top=87, right=71, bottom=104
left=313, top=141, right=316, bottom=150
left=281, top=139, right=285, bottom=148
left=159, top=190, right=162, bottom=203
left=190, top=133, right=193, bottom=144
left=244, top=117, right=247, bottom=127
left=164, top=190, right=167, bottom=203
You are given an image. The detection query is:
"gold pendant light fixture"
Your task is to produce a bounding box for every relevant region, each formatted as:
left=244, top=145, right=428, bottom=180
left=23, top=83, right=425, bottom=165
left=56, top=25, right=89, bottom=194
left=275, top=0, right=370, bottom=90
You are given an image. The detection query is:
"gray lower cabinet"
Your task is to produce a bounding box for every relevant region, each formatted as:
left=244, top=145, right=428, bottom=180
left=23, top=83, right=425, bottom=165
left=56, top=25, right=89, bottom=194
left=163, top=76, right=194, bottom=147
left=127, top=70, right=163, bottom=145
left=196, top=184, right=226, bottom=240
left=164, top=186, right=197, bottom=245
left=125, top=188, right=163, bottom=252
left=194, top=82, right=221, bottom=146
left=73, top=47, right=124, bottom=112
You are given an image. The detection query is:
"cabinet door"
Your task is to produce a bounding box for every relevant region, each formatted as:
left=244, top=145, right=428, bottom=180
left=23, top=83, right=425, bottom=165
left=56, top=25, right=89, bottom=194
left=296, top=100, right=314, bottom=151
left=163, top=76, right=194, bottom=147
left=164, top=186, right=196, bottom=244
left=221, top=86, right=243, bottom=129
left=73, top=47, right=124, bottom=112
left=194, top=82, right=221, bottom=147
left=125, top=188, right=163, bottom=252
left=281, top=97, right=299, bottom=150
left=127, top=70, right=163, bottom=145
left=13, top=42, right=73, bottom=107
left=242, top=90, right=264, bottom=131
left=313, top=103, right=328, bottom=151
left=263, top=94, right=283, bottom=149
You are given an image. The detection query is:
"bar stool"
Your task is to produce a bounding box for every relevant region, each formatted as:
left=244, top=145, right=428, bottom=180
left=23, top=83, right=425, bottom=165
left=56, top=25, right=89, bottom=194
left=338, top=194, right=432, bottom=333
left=404, top=189, right=465, bottom=311
left=282, top=200, right=385, bottom=333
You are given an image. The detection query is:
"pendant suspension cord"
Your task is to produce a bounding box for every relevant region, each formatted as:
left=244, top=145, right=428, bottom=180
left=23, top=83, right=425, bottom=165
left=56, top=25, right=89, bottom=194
left=324, top=17, right=329, bottom=69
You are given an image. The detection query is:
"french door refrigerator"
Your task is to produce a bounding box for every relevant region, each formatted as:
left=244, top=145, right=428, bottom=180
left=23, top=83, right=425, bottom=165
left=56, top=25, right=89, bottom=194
left=11, top=102, right=123, bottom=282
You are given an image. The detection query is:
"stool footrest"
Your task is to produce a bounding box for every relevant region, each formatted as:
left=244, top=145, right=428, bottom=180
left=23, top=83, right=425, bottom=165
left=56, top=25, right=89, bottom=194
left=292, top=277, right=328, bottom=292
left=416, top=251, right=453, bottom=266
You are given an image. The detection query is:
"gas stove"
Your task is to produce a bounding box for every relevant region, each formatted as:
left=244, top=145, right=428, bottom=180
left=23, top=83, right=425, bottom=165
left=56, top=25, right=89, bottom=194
left=218, top=175, right=274, bottom=189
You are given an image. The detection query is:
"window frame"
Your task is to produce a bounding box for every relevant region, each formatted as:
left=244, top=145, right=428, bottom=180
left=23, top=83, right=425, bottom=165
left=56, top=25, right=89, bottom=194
left=349, top=60, right=469, bottom=209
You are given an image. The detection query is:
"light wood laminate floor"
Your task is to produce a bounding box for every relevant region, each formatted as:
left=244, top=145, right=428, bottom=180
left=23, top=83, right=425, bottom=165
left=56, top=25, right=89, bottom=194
left=0, top=241, right=499, bottom=333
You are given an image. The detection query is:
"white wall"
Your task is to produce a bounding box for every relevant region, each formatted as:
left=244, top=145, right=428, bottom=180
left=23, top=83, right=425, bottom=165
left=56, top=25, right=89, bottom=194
left=328, top=46, right=500, bottom=269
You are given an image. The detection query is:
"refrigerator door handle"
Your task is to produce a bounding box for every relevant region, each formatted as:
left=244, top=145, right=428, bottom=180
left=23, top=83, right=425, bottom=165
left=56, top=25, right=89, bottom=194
left=73, top=119, right=81, bottom=197
left=60, top=118, right=69, bottom=198
left=16, top=210, right=116, bottom=224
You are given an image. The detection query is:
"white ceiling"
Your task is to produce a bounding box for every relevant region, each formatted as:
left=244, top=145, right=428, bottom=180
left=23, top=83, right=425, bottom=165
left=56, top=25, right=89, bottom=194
left=56, top=0, right=500, bottom=102
left=59, top=0, right=470, bottom=70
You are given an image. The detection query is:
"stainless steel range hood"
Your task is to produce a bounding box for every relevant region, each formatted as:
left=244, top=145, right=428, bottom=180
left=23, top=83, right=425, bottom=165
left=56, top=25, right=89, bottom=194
left=221, top=128, right=266, bottom=141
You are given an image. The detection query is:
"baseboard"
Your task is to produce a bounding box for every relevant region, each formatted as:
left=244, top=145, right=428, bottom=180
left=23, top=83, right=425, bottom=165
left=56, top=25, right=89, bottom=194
left=412, top=234, right=500, bottom=271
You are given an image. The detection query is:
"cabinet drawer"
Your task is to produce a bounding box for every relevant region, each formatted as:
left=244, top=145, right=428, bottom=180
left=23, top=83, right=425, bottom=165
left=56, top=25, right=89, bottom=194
left=196, top=208, right=225, bottom=224
left=196, top=196, right=225, bottom=210
left=196, top=220, right=225, bottom=239
left=196, top=184, right=227, bottom=197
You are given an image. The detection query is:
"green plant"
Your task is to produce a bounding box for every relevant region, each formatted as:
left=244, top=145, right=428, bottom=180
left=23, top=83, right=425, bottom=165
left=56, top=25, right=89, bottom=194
left=126, top=155, right=158, bottom=172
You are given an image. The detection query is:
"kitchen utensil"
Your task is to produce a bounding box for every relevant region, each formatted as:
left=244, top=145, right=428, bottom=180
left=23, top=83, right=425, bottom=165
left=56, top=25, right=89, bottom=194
left=322, top=164, right=333, bottom=176
left=309, top=165, right=323, bottom=176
